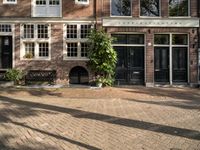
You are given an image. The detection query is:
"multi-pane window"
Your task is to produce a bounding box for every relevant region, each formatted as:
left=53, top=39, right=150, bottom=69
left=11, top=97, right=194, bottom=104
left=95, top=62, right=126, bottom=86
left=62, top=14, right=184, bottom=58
left=111, top=0, right=132, bottom=16
left=67, top=43, right=78, bottom=57
left=33, top=0, right=61, bottom=17
left=169, top=0, right=189, bottom=16
left=24, top=43, right=35, bottom=58
left=49, top=0, right=59, bottom=5
left=36, top=0, right=46, bottom=5
left=21, top=24, right=50, bottom=60
left=3, top=0, right=17, bottom=4
left=81, top=43, right=89, bottom=57
left=140, top=0, right=160, bottom=17
left=24, top=24, right=34, bottom=39
left=39, top=43, right=49, bottom=57
left=81, top=25, right=91, bottom=38
left=67, top=25, right=77, bottom=39
left=0, top=24, right=12, bottom=33
left=37, top=24, right=48, bottom=39
left=65, top=24, right=92, bottom=59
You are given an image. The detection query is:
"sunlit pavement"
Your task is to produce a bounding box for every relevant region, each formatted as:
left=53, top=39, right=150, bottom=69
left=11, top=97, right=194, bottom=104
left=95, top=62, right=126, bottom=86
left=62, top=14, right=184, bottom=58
left=0, top=87, right=199, bottom=150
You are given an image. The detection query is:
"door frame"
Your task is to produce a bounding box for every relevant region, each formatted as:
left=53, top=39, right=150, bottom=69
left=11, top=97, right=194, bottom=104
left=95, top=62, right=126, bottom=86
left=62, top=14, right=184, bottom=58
left=153, top=33, right=189, bottom=85
left=0, top=24, right=15, bottom=69
left=112, top=32, right=146, bottom=85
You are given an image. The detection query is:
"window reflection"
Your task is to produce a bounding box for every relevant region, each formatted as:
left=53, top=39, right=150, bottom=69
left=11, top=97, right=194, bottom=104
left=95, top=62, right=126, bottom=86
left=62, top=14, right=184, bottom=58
left=111, top=0, right=132, bottom=16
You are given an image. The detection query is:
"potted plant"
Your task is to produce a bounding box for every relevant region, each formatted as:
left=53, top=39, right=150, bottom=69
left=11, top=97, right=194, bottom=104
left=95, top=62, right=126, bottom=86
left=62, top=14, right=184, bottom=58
left=4, top=69, right=24, bottom=85
left=23, top=53, right=33, bottom=59
left=96, top=76, right=104, bottom=87
left=87, top=29, right=117, bottom=87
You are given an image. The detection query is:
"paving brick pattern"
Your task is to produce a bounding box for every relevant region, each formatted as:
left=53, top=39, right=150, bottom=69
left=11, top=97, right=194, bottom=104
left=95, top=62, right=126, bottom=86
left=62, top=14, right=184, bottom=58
left=0, top=87, right=199, bottom=150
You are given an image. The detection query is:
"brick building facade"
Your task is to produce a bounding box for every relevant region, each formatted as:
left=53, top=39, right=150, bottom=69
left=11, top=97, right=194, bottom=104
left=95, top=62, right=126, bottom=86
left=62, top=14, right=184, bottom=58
left=0, top=0, right=199, bottom=86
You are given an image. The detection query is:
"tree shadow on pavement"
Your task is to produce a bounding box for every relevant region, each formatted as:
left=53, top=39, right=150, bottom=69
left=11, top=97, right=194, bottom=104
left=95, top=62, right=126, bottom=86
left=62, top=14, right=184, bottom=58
left=0, top=87, right=63, bottom=97
left=125, top=98, right=200, bottom=110
left=0, top=134, right=60, bottom=150
left=0, top=95, right=199, bottom=142
left=121, top=87, right=200, bottom=101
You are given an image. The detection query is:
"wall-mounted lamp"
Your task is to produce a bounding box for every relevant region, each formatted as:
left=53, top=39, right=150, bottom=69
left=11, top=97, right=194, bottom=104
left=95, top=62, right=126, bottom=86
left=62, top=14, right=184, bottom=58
left=148, top=29, right=151, bottom=34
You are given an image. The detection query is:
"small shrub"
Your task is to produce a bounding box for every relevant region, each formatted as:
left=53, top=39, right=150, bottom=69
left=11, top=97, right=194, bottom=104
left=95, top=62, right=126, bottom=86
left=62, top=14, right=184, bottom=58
left=5, top=69, right=23, bottom=84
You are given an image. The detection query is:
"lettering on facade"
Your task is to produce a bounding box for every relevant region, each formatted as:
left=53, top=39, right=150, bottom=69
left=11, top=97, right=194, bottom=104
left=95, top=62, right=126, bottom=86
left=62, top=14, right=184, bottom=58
left=103, top=19, right=199, bottom=27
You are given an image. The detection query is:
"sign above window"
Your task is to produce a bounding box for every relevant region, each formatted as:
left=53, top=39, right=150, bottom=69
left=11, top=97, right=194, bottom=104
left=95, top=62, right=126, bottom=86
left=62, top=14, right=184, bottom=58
left=103, top=18, right=199, bottom=28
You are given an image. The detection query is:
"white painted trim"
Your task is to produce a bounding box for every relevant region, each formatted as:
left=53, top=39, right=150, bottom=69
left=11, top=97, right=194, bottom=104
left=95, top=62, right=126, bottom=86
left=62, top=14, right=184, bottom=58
left=110, top=0, right=132, bottom=17
left=75, top=0, right=89, bottom=5
left=3, top=0, right=17, bottom=4
left=32, top=0, right=62, bottom=17
left=0, top=19, right=95, bottom=24
left=20, top=23, right=51, bottom=61
left=63, top=23, right=93, bottom=60
left=139, top=0, right=161, bottom=17
left=103, top=18, right=200, bottom=27
left=153, top=33, right=189, bottom=85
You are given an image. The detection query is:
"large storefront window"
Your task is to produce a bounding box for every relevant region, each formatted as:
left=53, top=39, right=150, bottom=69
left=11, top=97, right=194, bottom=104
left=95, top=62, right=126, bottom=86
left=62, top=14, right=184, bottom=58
left=111, top=0, right=132, bottom=16
left=112, top=34, right=145, bottom=85
left=169, top=0, right=189, bottom=16
left=140, top=0, right=160, bottom=17
left=154, top=34, right=188, bottom=83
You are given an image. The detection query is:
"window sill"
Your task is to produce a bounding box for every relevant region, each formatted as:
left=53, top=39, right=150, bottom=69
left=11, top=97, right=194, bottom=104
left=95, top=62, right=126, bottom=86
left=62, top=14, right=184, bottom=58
left=3, top=2, right=17, bottom=5
left=63, top=57, right=89, bottom=61
left=20, top=58, right=51, bottom=61
left=110, top=16, right=132, bottom=18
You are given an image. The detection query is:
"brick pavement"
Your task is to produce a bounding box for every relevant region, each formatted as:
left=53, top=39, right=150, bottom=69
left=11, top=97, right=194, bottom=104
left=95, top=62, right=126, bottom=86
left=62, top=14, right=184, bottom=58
left=0, top=87, right=199, bottom=150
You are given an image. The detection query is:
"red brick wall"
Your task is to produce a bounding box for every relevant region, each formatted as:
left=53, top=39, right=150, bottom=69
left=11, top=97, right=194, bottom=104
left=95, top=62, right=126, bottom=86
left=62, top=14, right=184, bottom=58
left=0, top=0, right=31, bottom=17
left=14, top=24, right=92, bottom=84
left=62, top=0, right=95, bottom=19
left=0, top=0, right=95, bottom=18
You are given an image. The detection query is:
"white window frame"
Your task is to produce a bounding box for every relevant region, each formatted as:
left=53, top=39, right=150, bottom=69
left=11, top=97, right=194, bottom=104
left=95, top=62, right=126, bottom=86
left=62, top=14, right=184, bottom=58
left=110, top=0, right=132, bottom=17
left=20, top=23, right=51, bottom=60
left=63, top=23, right=93, bottom=60
left=3, top=0, right=17, bottom=4
left=153, top=33, right=189, bottom=84
left=75, top=0, right=89, bottom=5
left=168, top=0, right=191, bottom=18
left=32, top=0, right=62, bottom=17
left=139, top=0, right=161, bottom=18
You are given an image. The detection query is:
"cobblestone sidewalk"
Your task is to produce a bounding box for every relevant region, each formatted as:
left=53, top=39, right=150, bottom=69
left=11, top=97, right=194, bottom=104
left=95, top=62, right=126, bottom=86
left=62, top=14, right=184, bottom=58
left=0, top=87, right=199, bottom=150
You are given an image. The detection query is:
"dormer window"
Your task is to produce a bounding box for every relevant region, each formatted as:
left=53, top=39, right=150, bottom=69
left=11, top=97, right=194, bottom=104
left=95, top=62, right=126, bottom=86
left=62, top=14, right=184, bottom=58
left=75, top=0, right=89, bottom=5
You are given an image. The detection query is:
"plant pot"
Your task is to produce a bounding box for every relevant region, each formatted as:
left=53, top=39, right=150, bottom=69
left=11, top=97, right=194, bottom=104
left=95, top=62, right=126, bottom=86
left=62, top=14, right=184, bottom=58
left=96, top=82, right=102, bottom=88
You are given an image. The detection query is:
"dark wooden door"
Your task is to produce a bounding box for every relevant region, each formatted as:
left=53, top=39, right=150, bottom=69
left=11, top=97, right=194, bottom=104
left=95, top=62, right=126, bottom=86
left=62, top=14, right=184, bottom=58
left=128, top=47, right=144, bottom=84
left=1, top=36, right=12, bottom=69
left=172, top=47, right=187, bottom=82
left=115, top=46, right=144, bottom=85
left=154, top=47, right=169, bottom=82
